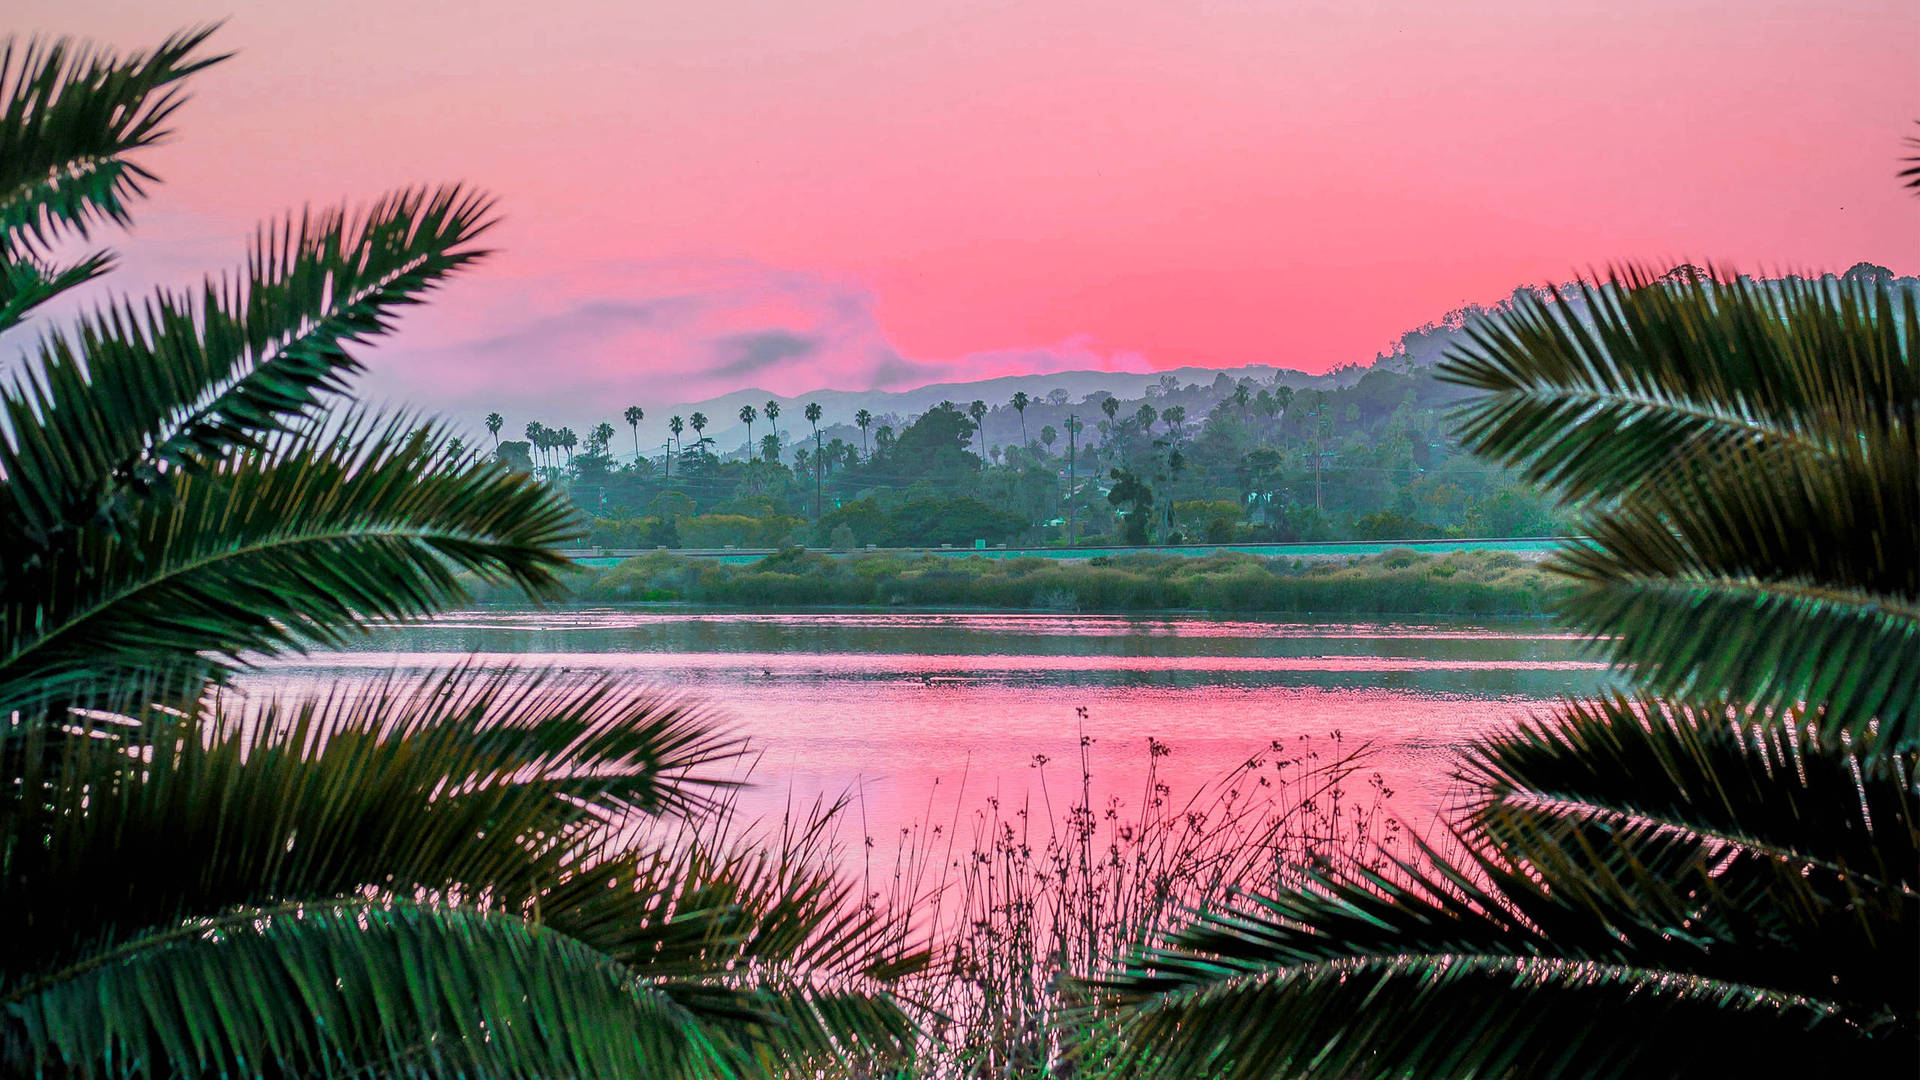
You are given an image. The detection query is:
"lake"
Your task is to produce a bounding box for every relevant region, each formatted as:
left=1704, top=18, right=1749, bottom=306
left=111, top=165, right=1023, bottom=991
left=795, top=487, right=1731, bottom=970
left=250, top=609, right=1612, bottom=847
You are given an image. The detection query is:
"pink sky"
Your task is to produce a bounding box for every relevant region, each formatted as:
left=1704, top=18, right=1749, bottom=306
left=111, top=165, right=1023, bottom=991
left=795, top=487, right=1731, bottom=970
left=15, top=1, right=1920, bottom=432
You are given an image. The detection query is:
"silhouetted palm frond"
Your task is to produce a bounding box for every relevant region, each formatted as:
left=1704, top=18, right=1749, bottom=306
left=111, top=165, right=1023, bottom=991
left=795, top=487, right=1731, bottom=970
left=1092, top=698, right=1917, bottom=1079
left=1441, top=268, right=1919, bottom=752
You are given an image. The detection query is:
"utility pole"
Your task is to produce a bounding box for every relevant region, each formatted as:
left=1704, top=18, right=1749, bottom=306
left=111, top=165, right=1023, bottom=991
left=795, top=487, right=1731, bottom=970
left=1066, top=413, right=1077, bottom=548
left=814, top=429, right=824, bottom=520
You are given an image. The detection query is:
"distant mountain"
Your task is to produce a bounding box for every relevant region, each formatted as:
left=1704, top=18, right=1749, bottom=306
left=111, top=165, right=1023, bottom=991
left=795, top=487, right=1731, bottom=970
left=504, top=264, right=1920, bottom=460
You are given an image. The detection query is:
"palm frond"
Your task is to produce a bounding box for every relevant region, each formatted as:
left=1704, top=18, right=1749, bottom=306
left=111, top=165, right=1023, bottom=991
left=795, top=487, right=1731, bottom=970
left=1901, top=121, right=1920, bottom=191
left=0, top=25, right=224, bottom=256
left=1094, top=690, right=1919, bottom=1078
left=1441, top=269, right=1915, bottom=514
left=0, top=411, right=576, bottom=709
left=0, top=665, right=745, bottom=984
left=3, top=897, right=726, bottom=1080
left=0, top=248, right=110, bottom=335
left=1550, top=548, right=1920, bottom=749
left=0, top=184, right=495, bottom=551
left=1440, top=268, right=1919, bottom=754
left=545, top=796, right=925, bottom=1074
left=1100, top=948, right=1865, bottom=1080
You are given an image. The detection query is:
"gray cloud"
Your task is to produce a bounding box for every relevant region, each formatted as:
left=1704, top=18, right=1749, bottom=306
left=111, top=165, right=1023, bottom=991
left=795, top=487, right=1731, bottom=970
left=710, top=330, right=819, bottom=376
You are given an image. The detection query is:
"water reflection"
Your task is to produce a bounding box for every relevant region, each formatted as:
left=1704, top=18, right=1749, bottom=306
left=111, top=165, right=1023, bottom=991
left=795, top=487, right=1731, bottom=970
left=253, top=609, right=1612, bottom=843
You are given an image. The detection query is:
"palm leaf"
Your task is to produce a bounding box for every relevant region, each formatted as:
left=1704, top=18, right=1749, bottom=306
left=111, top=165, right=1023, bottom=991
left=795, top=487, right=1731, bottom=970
left=0, top=667, right=742, bottom=977
left=1093, top=694, right=1918, bottom=1078
left=0, top=184, right=495, bottom=552
left=1440, top=268, right=1919, bottom=754
left=0, top=411, right=576, bottom=709
left=3, top=897, right=727, bottom=1080
left=0, top=25, right=224, bottom=257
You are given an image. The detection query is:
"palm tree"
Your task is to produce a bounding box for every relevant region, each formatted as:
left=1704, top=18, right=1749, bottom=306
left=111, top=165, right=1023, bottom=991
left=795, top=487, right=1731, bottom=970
left=1160, top=404, right=1185, bottom=440
left=803, top=402, right=823, bottom=518
left=765, top=398, right=781, bottom=437
left=688, top=411, right=707, bottom=451
left=668, top=414, right=685, bottom=457
left=558, top=426, right=577, bottom=464
left=854, top=408, right=873, bottom=459
left=968, top=399, right=988, bottom=464
left=1100, top=395, right=1120, bottom=423
left=1040, top=424, right=1057, bottom=451
left=0, top=29, right=914, bottom=1077
left=1098, top=265, right=1920, bottom=1075
left=525, top=420, right=545, bottom=467
left=624, top=404, right=644, bottom=463
left=761, top=432, right=781, bottom=464
left=739, top=403, right=757, bottom=457
left=1010, top=390, right=1030, bottom=446
left=485, top=411, right=504, bottom=451
left=591, top=421, right=615, bottom=452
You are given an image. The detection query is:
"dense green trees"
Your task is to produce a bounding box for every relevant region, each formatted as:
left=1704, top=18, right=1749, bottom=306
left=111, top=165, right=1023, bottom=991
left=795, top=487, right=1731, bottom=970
left=0, top=28, right=912, bottom=1078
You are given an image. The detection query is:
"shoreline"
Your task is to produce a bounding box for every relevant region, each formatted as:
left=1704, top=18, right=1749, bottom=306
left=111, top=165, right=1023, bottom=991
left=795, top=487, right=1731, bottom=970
left=461, top=546, right=1573, bottom=618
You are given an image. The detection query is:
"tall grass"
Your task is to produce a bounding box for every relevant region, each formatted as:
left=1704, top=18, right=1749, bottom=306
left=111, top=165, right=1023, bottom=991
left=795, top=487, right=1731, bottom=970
left=867, top=729, right=1403, bottom=1078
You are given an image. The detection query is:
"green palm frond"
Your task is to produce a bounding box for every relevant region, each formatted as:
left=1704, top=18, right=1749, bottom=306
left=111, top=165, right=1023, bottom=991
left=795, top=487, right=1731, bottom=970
left=3, top=897, right=724, bottom=1080
left=0, top=25, right=223, bottom=254
left=0, top=667, right=744, bottom=977
left=0, top=411, right=576, bottom=709
left=0, top=184, right=495, bottom=551
left=1442, top=270, right=1914, bottom=511
left=1461, top=696, right=1917, bottom=894
left=1094, top=694, right=1918, bottom=1078
left=1100, top=948, right=1862, bottom=1080
left=0, top=668, right=923, bottom=1077
left=1552, top=542, right=1920, bottom=747
left=1440, top=268, right=1919, bottom=752
left=546, top=798, right=925, bottom=1073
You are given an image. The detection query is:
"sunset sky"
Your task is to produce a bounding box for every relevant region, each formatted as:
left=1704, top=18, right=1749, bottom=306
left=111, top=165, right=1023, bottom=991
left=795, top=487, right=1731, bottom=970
left=15, top=1, right=1920, bottom=430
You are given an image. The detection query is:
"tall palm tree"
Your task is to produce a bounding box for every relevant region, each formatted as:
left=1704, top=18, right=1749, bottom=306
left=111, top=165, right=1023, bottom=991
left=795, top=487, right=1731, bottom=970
left=624, top=404, right=644, bottom=463
left=1100, top=395, right=1120, bottom=423
left=558, top=426, right=577, bottom=464
left=765, top=398, right=781, bottom=437
left=1097, top=266, right=1920, bottom=1076
left=485, top=411, right=504, bottom=451
left=0, top=29, right=916, bottom=1077
left=761, top=432, right=781, bottom=464
left=668, top=414, right=685, bottom=457
left=525, top=420, right=545, bottom=467
left=854, top=408, right=873, bottom=459
left=804, top=402, right=823, bottom=518
left=968, top=399, right=988, bottom=465
left=591, top=421, right=614, bottom=452
left=739, top=403, right=757, bottom=457
left=1010, top=390, right=1030, bottom=446
left=688, top=411, right=707, bottom=450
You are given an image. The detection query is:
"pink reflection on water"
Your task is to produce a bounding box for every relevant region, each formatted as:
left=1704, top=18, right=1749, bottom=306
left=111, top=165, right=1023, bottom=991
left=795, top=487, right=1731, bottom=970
left=259, top=651, right=1603, bottom=675
left=239, top=613, right=1606, bottom=866
left=406, top=608, right=1588, bottom=641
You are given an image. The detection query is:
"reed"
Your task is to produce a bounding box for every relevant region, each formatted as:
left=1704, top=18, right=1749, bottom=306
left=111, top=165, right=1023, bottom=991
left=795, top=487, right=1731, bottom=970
left=864, top=728, right=1403, bottom=1078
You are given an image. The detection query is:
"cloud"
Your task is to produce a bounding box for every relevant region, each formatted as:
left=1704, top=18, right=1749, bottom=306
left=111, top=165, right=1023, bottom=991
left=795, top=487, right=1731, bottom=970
left=710, top=330, right=819, bottom=376
left=336, top=256, right=1154, bottom=440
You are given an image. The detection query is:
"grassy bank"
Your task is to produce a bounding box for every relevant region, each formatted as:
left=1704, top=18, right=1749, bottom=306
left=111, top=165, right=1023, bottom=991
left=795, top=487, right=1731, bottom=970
left=478, top=547, right=1571, bottom=615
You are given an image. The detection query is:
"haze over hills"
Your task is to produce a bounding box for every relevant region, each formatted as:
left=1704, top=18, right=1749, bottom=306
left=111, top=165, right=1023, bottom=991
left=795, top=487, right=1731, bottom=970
left=464, top=264, right=1916, bottom=458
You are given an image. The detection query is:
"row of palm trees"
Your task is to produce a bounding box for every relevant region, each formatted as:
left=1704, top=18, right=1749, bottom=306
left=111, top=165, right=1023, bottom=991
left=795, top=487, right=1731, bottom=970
left=490, top=386, right=1090, bottom=479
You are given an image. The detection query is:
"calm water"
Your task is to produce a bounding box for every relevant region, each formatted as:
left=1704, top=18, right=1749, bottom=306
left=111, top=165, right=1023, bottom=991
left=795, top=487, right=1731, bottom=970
left=251, top=610, right=1611, bottom=840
